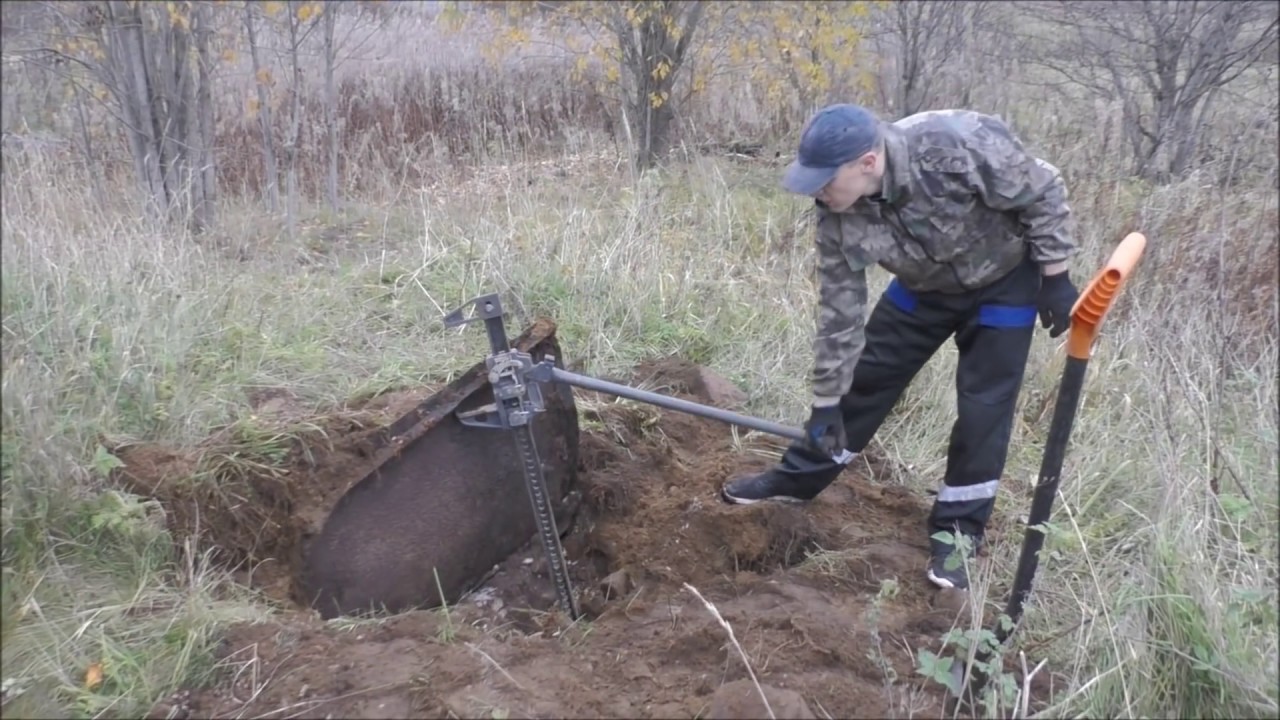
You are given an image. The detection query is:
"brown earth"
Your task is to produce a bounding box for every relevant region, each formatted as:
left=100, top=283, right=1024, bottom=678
left=114, top=354, right=1046, bottom=720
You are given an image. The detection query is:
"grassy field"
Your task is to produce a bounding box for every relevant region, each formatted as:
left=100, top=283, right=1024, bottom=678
left=2, top=3, right=1278, bottom=718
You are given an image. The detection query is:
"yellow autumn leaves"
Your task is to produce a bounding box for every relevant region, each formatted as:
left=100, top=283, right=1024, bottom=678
left=166, top=2, right=189, bottom=30
left=648, top=58, right=673, bottom=108
left=262, top=1, right=324, bottom=23
left=622, top=0, right=685, bottom=39
left=52, top=37, right=106, bottom=62
left=461, top=0, right=880, bottom=112
left=295, top=2, right=322, bottom=22
left=243, top=2, right=325, bottom=121
left=730, top=1, right=878, bottom=105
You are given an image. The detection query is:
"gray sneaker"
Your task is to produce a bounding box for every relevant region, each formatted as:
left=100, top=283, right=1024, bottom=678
left=720, top=470, right=815, bottom=505
left=927, top=533, right=981, bottom=590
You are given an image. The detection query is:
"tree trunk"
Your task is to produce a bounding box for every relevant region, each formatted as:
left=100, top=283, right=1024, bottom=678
left=244, top=1, right=280, bottom=212
left=193, top=0, right=216, bottom=232
left=1174, top=86, right=1220, bottom=177
left=895, top=2, right=921, bottom=117
left=71, top=81, right=105, bottom=208
left=156, top=8, right=192, bottom=215
left=616, top=0, right=703, bottom=172
left=632, top=96, right=675, bottom=171
left=285, top=8, right=303, bottom=240
left=106, top=0, right=167, bottom=220
left=323, top=0, right=339, bottom=210
left=100, top=0, right=215, bottom=231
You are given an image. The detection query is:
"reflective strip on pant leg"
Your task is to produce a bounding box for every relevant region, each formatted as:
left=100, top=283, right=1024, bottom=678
left=936, top=478, right=1000, bottom=503
left=832, top=450, right=858, bottom=465
left=977, top=304, right=1037, bottom=328
left=885, top=278, right=918, bottom=313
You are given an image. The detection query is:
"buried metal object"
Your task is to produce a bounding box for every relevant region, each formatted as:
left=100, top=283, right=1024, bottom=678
left=297, top=316, right=581, bottom=620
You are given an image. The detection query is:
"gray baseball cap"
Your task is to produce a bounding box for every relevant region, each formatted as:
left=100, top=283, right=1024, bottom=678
left=782, top=104, right=882, bottom=195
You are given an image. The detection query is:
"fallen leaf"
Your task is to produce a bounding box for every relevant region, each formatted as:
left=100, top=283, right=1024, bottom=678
left=85, top=662, right=104, bottom=691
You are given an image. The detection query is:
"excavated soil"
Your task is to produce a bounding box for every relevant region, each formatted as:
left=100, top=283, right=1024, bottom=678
left=115, top=356, right=1044, bottom=719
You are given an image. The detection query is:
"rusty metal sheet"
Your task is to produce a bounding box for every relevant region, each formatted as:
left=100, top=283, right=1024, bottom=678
left=298, top=319, right=581, bottom=619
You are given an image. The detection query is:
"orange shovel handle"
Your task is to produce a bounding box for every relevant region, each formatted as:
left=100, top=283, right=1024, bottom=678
left=1066, top=232, right=1147, bottom=360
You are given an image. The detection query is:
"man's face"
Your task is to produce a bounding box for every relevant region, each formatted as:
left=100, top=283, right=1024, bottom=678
left=815, top=151, right=881, bottom=212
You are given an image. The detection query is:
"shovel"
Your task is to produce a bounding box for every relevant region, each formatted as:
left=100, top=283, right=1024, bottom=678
left=946, top=232, right=1148, bottom=711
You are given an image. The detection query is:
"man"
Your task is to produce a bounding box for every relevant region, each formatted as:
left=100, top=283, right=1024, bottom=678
left=720, top=104, right=1079, bottom=592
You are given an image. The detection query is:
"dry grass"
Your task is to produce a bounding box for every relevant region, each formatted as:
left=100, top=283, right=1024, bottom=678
left=2, top=2, right=1277, bottom=718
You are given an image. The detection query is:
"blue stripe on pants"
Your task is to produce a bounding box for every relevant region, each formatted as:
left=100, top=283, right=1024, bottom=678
left=885, top=278, right=918, bottom=313
left=977, top=304, right=1037, bottom=328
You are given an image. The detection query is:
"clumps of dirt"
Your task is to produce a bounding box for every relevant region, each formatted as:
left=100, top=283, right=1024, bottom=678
left=153, top=609, right=464, bottom=720
left=107, top=430, right=297, bottom=583
left=568, top=360, right=820, bottom=589
left=571, top=357, right=920, bottom=594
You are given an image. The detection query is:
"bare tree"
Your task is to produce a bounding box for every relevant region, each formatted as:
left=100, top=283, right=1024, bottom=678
left=610, top=1, right=706, bottom=170
left=193, top=0, right=217, bottom=232
left=274, top=1, right=326, bottom=240
left=1019, top=0, right=1278, bottom=182
left=239, top=1, right=386, bottom=219
left=872, top=0, right=988, bottom=118
left=6, top=0, right=223, bottom=231
left=82, top=0, right=218, bottom=231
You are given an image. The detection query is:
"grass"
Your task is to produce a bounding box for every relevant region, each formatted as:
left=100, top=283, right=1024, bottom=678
left=3, top=3, right=1278, bottom=718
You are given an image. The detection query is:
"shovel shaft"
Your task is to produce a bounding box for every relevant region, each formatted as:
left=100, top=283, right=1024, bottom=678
left=951, top=234, right=1147, bottom=709
left=1000, top=234, right=1146, bottom=633
left=961, top=341, right=1090, bottom=702
left=548, top=367, right=808, bottom=443
left=1001, top=353, right=1088, bottom=640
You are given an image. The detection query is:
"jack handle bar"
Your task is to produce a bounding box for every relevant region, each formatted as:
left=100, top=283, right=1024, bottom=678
left=538, top=364, right=856, bottom=465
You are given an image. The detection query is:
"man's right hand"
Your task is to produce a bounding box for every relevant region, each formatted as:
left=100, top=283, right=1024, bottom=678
left=804, top=404, right=847, bottom=457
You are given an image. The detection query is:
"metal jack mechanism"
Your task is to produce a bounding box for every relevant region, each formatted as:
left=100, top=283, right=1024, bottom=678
left=443, top=293, right=579, bottom=620
left=443, top=292, right=858, bottom=621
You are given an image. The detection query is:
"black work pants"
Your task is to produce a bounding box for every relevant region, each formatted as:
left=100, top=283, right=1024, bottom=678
left=775, top=253, right=1041, bottom=542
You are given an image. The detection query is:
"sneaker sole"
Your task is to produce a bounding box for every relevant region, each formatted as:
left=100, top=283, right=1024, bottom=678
left=720, top=488, right=810, bottom=505
left=926, top=567, right=967, bottom=591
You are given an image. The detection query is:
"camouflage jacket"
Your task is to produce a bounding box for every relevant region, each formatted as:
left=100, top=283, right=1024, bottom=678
left=810, top=109, right=1077, bottom=402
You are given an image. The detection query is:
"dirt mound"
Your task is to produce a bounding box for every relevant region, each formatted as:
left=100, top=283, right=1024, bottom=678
left=123, top=355, right=1041, bottom=719
left=576, top=385, right=831, bottom=587
left=631, top=355, right=750, bottom=409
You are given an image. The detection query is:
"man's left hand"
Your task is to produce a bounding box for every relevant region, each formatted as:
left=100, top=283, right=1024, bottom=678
left=804, top=404, right=847, bottom=457
left=1037, top=271, right=1078, bottom=338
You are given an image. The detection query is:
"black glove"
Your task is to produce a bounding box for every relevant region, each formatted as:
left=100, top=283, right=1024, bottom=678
left=804, top=404, right=847, bottom=457
left=1037, top=271, right=1079, bottom=338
